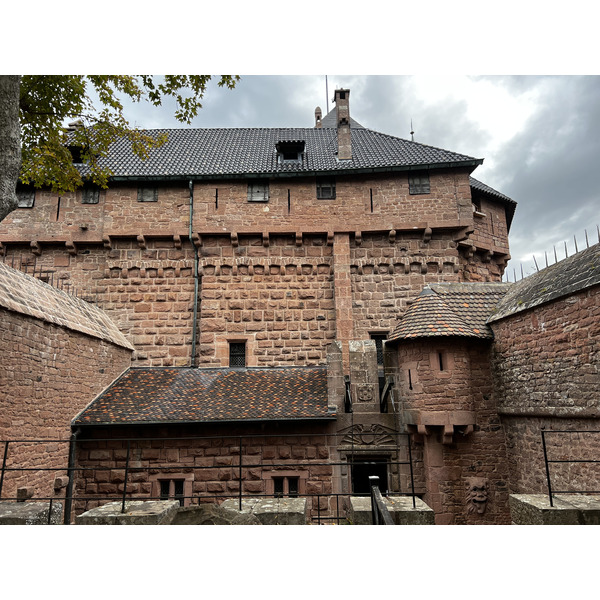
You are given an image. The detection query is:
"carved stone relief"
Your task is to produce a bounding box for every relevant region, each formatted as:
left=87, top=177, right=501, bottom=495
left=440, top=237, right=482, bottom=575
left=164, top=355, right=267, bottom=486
left=465, top=477, right=489, bottom=514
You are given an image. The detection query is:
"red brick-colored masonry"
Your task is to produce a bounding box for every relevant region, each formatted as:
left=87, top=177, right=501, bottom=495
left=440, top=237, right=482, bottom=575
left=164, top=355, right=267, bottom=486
left=72, top=421, right=339, bottom=521
left=490, top=284, right=600, bottom=496
left=391, top=338, right=511, bottom=524
left=0, top=307, right=132, bottom=499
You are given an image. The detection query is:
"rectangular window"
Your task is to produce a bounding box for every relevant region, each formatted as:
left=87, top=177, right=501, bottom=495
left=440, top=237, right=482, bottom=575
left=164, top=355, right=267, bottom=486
left=159, top=479, right=185, bottom=506
left=17, top=189, right=35, bottom=208
left=138, top=187, right=158, bottom=202
left=81, top=187, right=100, bottom=204
left=229, top=342, right=246, bottom=368
left=316, top=178, right=336, bottom=199
left=273, top=476, right=299, bottom=498
left=247, top=182, right=269, bottom=202
left=409, top=173, right=430, bottom=195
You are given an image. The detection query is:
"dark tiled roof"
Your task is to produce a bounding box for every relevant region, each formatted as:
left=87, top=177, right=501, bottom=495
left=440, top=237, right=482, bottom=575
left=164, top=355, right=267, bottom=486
left=319, top=108, right=365, bottom=129
left=73, top=366, right=333, bottom=426
left=83, top=127, right=482, bottom=180
left=388, top=283, right=511, bottom=341
left=0, top=261, right=133, bottom=350
left=470, top=176, right=517, bottom=229
left=489, top=242, right=600, bottom=322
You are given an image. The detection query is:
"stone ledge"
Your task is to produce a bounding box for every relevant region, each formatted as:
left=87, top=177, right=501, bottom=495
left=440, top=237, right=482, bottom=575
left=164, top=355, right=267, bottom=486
left=509, top=494, right=600, bottom=525
left=348, top=496, right=434, bottom=525
left=75, top=500, right=180, bottom=525
left=0, top=501, right=63, bottom=525
left=221, top=498, right=307, bottom=525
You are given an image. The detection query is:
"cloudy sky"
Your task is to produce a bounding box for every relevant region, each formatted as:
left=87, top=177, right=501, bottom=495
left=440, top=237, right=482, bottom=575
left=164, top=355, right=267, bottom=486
left=114, top=75, right=600, bottom=279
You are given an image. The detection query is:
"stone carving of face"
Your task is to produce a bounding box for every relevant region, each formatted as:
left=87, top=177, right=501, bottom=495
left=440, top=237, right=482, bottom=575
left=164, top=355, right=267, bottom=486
left=466, top=477, right=489, bottom=514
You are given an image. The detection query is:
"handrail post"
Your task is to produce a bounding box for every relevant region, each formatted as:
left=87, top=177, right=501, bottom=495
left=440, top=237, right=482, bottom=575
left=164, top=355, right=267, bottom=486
left=369, top=475, right=380, bottom=524
left=239, top=436, right=243, bottom=511
left=0, top=441, right=9, bottom=499
left=406, top=434, right=416, bottom=508
left=121, top=440, right=130, bottom=513
left=541, top=429, right=554, bottom=507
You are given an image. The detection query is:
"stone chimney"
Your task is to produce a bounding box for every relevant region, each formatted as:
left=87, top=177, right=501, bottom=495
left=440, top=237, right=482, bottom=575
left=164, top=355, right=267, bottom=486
left=315, top=106, right=322, bottom=128
left=334, top=89, right=351, bottom=160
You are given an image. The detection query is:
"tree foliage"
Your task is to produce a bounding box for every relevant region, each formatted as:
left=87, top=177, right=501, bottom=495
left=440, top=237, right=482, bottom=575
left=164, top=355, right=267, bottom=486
left=17, top=75, right=239, bottom=194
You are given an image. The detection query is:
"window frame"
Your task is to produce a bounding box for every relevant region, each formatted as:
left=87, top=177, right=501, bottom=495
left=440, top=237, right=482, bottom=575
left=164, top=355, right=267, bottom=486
left=137, top=187, right=158, bottom=202
left=16, top=189, right=35, bottom=208
left=247, top=181, right=269, bottom=203
left=316, top=178, right=336, bottom=199
left=81, top=187, right=100, bottom=205
left=408, top=173, right=430, bottom=195
left=229, top=341, right=246, bottom=368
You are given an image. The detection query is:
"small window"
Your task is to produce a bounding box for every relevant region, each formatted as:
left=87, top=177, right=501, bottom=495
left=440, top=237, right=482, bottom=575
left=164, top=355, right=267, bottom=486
left=370, top=333, right=387, bottom=366
left=273, top=476, right=299, bottom=498
left=159, top=479, right=185, bottom=506
left=409, top=173, right=430, bottom=195
left=17, top=189, right=35, bottom=208
left=316, top=178, right=336, bottom=199
left=229, top=342, right=246, bottom=368
left=138, top=187, right=158, bottom=202
left=247, top=182, right=269, bottom=202
left=81, top=187, right=100, bottom=204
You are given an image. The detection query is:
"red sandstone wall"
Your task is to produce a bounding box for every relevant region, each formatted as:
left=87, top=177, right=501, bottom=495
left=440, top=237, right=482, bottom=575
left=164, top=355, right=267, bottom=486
left=470, top=196, right=510, bottom=256
left=0, top=308, right=132, bottom=499
left=491, top=285, right=600, bottom=495
left=393, top=339, right=511, bottom=524
left=74, top=423, right=337, bottom=521
left=198, top=234, right=336, bottom=367
left=0, top=171, right=509, bottom=368
left=0, top=171, right=496, bottom=244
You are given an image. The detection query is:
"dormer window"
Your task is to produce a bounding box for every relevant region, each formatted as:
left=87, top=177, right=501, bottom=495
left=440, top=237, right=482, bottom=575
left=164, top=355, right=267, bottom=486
left=276, top=140, right=305, bottom=163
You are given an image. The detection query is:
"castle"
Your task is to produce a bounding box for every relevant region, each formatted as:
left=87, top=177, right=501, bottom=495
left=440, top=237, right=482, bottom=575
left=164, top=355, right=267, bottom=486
left=1, top=88, right=598, bottom=524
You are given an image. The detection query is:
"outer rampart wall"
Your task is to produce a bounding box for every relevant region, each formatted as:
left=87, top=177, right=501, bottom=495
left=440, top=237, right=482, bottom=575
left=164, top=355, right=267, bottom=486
left=491, top=285, right=600, bottom=496
left=0, top=307, right=132, bottom=499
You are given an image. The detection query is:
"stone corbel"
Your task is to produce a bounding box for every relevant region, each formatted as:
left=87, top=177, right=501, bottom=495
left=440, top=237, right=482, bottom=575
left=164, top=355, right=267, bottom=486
left=30, top=240, right=42, bottom=256
left=458, top=240, right=474, bottom=259
left=354, top=231, right=362, bottom=245
left=191, top=233, right=202, bottom=248
left=482, top=250, right=492, bottom=263
left=173, top=235, right=182, bottom=249
left=0, top=242, right=5, bottom=256
left=102, top=235, right=112, bottom=250
left=137, top=235, right=146, bottom=249
left=443, top=424, right=454, bottom=445
left=453, top=226, right=474, bottom=243
left=327, top=232, right=334, bottom=246
left=262, top=232, right=269, bottom=247
left=423, top=227, right=432, bottom=244
left=389, top=229, right=396, bottom=243
left=231, top=232, right=239, bottom=247
left=295, top=232, right=303, bottom=247
left=65, top=241, right=77, bottom=256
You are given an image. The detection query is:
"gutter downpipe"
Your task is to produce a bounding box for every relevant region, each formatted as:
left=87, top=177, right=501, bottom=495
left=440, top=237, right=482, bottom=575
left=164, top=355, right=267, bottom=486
left=189, top=179, right=199, bottom=367
left=63, top=427, right=80, bottom=524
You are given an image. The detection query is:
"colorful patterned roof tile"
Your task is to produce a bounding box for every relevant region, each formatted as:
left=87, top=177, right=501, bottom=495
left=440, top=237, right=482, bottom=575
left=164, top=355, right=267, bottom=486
left=73, top=366, right=333, bottom=425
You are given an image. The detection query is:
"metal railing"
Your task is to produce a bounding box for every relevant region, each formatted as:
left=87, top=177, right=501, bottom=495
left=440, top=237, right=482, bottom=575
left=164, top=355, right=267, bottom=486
left=541, top=429, right=600, bottom=506
left=369, top=475, right=394, bottom=525
left=0, top=431, right=419, bottom=524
